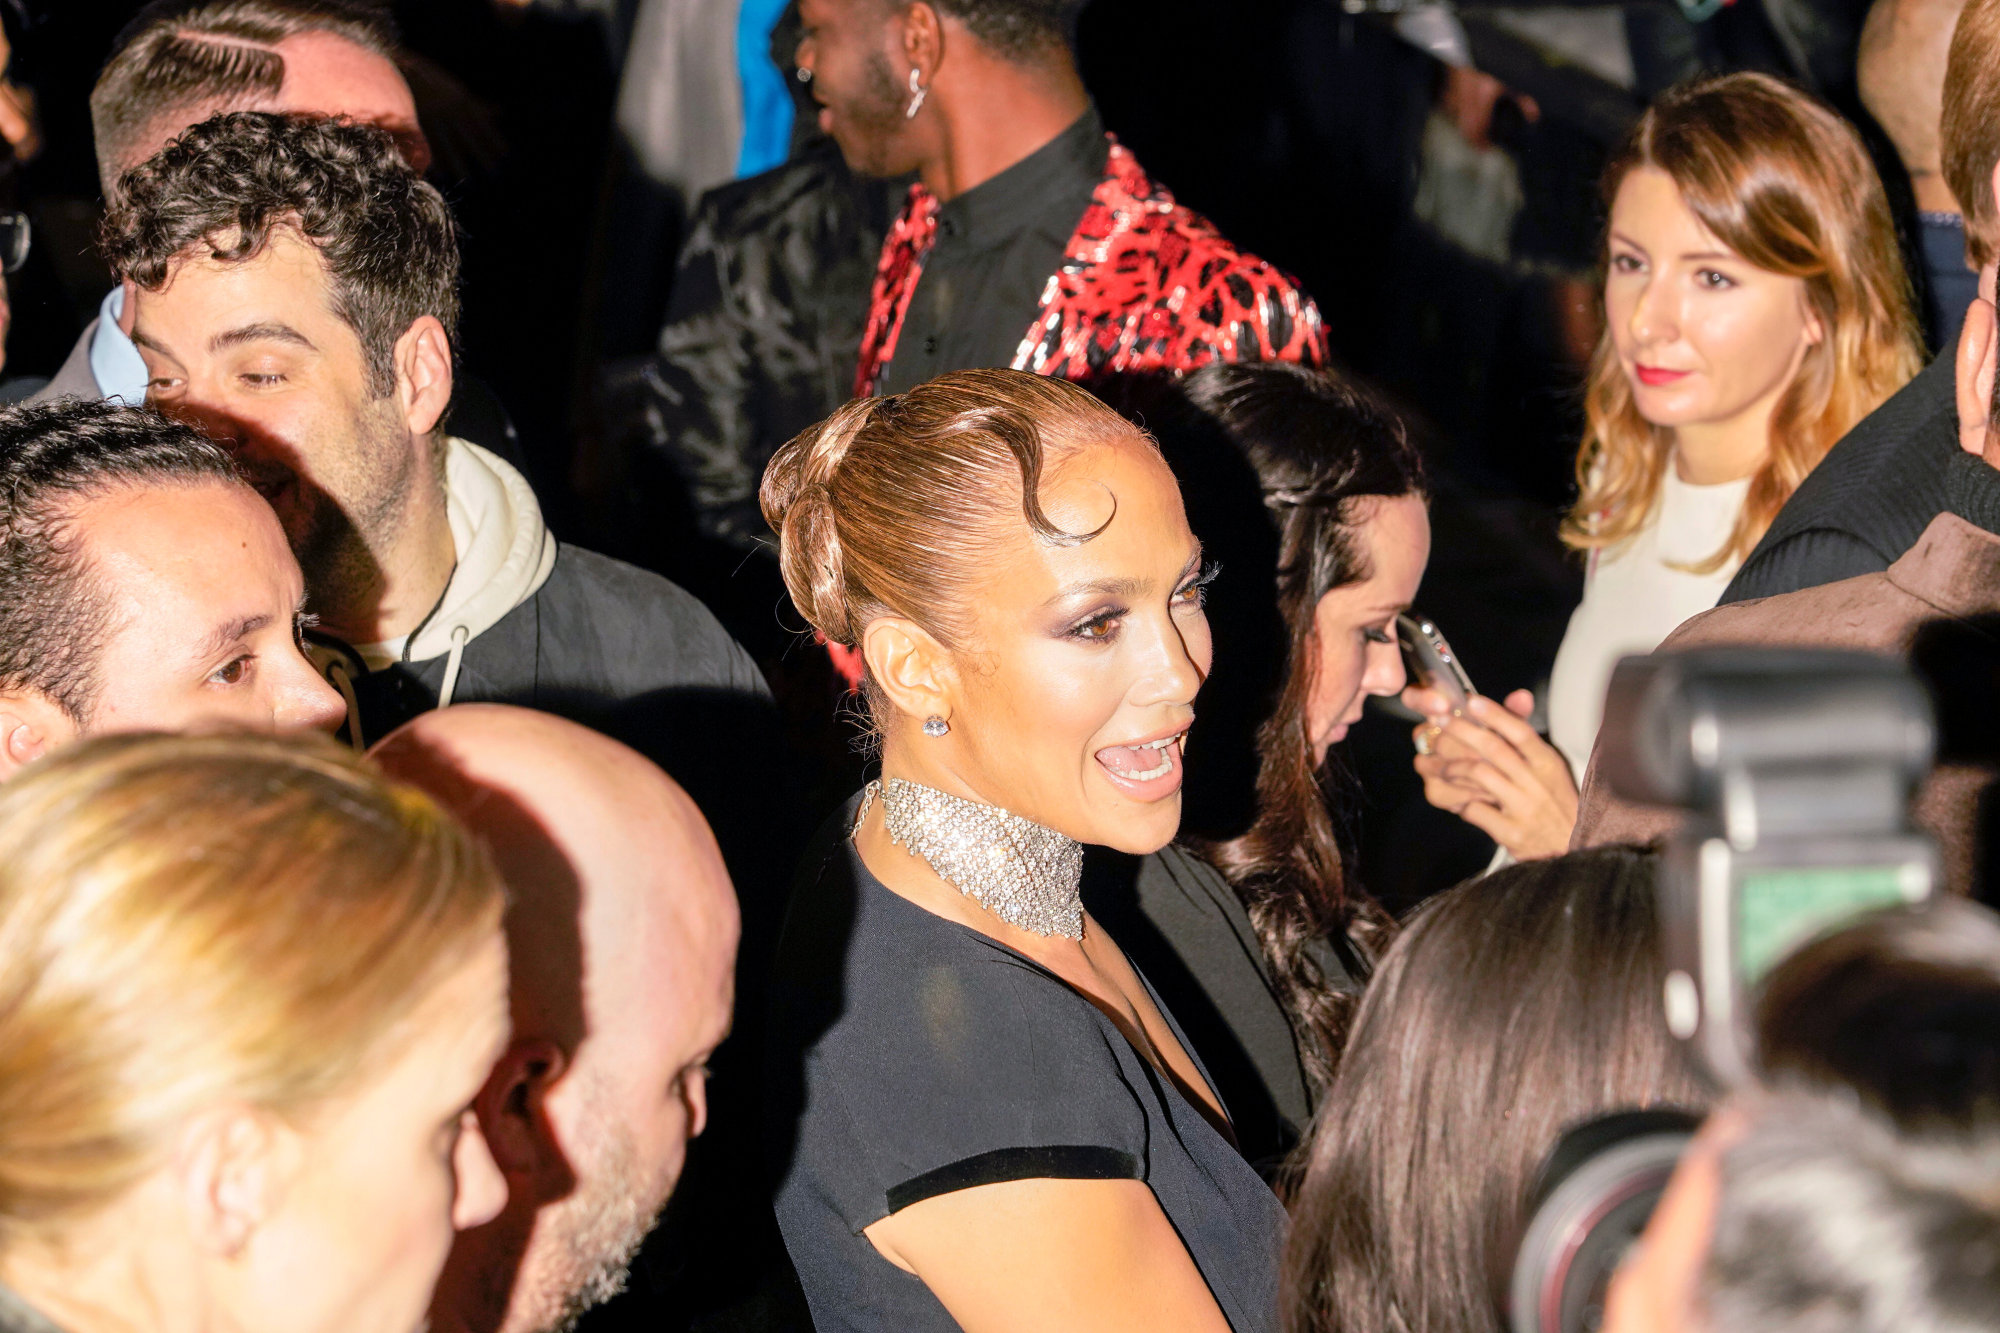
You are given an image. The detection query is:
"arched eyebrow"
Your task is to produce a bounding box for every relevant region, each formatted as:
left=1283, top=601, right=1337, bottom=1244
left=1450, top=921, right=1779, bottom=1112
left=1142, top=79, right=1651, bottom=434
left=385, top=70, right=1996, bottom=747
left=1041, top=548, right=1204, bottom=604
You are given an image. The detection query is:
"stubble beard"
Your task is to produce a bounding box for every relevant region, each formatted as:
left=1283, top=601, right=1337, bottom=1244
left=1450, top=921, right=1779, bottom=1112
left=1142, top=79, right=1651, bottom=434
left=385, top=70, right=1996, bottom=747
left=838, top=49, right=919, bottom=179
left=511, top=1124, right=669, bottom=1333
left=292, top=399, right=429, bottom=637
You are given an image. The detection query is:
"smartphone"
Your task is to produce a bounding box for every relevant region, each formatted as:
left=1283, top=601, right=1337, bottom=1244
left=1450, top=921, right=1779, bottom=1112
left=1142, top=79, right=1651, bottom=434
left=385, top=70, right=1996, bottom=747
left=1397, top=613, right=1477, bottom=712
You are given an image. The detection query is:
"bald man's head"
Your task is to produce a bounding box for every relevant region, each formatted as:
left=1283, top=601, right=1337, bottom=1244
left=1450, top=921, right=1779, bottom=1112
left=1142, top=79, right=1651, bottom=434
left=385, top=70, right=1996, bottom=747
left=374, top=705, right=738, bottom=1333
left=1861, top=0, right=1968, bottom=204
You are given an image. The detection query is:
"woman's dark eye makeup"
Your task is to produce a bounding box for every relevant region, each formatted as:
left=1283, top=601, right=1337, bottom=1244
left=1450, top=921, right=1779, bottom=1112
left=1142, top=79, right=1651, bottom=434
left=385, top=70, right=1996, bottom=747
left=1363, top=625, right=1394, bottom=645
left=1063, top=560, right=1216, bottom=642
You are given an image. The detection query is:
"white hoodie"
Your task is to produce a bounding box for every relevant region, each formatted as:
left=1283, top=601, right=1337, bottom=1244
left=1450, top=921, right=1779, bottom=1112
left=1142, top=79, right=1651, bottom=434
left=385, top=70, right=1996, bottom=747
left=319, top=438, right=557, bottom=738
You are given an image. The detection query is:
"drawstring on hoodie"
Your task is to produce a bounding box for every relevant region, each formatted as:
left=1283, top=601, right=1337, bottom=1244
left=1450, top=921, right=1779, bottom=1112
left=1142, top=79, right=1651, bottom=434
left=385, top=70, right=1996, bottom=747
left=325, top=657, right=366, bottom=752
left=437, top=624, right=471, bottom=708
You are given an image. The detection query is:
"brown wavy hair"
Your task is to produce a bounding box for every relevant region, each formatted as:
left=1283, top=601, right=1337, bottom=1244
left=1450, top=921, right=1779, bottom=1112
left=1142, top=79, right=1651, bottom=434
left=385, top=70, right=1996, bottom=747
left=1282, top=847, right=1709, bottom=1333
left=1185, top=363, right=1424, bottom=1093
left=1563, top=73, right=1923, bottom=574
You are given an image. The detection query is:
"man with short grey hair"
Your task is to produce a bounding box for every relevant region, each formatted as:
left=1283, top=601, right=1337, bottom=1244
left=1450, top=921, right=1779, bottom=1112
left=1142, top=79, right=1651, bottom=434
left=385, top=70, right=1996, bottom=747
left=38, top=0, right=427, bottom=405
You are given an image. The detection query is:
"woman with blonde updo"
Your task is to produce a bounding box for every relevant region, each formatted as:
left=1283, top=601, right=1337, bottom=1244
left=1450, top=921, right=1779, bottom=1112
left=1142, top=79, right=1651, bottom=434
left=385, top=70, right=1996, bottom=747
left=1409, top=72, right=1924, bottom=862
left=764, top=368, right=1283, bottom=1332
left=0, top=732, right=510, bottom=1333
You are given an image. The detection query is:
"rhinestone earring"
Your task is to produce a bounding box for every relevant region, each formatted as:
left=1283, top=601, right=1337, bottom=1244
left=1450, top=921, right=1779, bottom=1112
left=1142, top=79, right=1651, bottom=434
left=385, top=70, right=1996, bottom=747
left=922, top=715, right=949, bottom=737
left=905, top=68, right=927, bottom=119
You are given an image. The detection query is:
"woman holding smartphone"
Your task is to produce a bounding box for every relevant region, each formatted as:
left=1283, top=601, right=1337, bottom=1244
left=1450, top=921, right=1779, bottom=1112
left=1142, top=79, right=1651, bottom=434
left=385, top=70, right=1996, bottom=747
left=1410, top=72, right=1923, bottom=860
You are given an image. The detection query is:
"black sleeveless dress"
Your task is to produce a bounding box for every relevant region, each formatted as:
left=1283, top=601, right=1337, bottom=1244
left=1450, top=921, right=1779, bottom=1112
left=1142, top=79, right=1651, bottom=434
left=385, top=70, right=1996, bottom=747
left=765, top=824, right=1288, bottom=1332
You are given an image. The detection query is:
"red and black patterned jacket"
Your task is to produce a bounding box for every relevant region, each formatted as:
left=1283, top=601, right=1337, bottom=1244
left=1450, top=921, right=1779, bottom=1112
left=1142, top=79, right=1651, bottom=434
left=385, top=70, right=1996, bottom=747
left=854, top=137, right=1329, bottom=397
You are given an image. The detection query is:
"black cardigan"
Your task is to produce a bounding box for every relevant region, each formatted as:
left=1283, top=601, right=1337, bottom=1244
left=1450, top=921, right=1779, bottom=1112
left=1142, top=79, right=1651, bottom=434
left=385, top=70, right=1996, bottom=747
left=1722, top=350, right=1957, bottom=604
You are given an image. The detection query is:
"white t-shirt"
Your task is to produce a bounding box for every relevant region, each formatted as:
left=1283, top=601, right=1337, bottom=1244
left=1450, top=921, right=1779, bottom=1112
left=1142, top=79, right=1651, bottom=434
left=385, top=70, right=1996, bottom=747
left=1547, top=463, right=1751, bottom=782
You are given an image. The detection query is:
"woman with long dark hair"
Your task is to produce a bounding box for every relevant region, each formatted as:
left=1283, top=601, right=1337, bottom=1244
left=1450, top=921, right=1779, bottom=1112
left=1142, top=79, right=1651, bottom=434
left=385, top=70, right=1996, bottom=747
left=1282, top=846, right=1709, bottom=1333
left=1180, top=361, right=1428, bottom=1088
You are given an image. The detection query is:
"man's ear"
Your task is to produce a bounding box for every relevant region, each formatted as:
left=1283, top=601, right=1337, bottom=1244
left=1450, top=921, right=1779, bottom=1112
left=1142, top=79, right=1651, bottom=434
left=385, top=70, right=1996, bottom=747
left=392, top=316, right=454, bottom=440
left=0, top=691, right=75, bottom=779
left=175, top=1105, right=288, bottom=1261
left=899, top=1, right=943, bottom=80
left=862, top=616, right=956, bottom=731
left=474, top=1038, right=567, bottom=1185
left=1956, top=287, right=1997, bottom=460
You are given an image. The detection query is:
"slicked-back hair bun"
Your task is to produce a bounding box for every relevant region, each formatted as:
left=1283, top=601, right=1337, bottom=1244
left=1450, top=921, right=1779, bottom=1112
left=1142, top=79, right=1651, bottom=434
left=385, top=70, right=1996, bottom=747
left=760, top=368, right=1152, bottom=659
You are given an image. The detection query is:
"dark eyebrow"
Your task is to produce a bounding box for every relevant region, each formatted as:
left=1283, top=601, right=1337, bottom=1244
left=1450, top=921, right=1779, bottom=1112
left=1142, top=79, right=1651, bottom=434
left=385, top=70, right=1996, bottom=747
left=209, top=321, right=317, bottom=354
left=198, top=612, right=270, bottom=662
left=1042, top=548, right=1204, bottom=605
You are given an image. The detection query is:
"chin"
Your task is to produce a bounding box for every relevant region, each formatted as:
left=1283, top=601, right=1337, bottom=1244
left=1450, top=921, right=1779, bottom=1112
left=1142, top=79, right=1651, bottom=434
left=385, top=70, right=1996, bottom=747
left=1084, top=792, right=1183, bottom=857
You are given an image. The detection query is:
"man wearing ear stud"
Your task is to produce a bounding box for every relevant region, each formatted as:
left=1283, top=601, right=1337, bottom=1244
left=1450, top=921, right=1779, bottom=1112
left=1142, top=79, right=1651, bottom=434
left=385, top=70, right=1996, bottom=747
left=794, top=0, right=1329, bottom=400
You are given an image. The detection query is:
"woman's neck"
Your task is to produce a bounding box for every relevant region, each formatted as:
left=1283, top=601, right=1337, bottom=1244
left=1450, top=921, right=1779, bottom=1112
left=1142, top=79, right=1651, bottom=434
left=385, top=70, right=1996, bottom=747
left=854, top=763, right=1088, bottom=964
left=0, top=1240, right=188, bottom=1333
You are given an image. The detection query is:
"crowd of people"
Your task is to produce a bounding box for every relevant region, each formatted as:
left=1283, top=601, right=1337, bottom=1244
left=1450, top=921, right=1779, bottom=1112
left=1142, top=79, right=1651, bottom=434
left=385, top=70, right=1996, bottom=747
left=0, top=1, right=1999, bottom=1332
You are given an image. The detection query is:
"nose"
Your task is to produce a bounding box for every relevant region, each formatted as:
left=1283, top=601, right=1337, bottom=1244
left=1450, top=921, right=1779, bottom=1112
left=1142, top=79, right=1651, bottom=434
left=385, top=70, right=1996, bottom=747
left=1361, top=637, right=1407, bottom=699
left=450, top=1110, right=509, bottom=1231
left=1132, top=609, right=1209, bottom=711
left=1627, top=275, right=1678, bottom=350
left=274, top=650, right=348, bottom=735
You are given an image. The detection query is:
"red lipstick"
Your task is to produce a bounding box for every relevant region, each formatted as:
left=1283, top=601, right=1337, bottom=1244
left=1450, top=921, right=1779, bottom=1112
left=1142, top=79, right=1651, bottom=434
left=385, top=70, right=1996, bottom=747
left=1635, top=365, right=1692, bottom=387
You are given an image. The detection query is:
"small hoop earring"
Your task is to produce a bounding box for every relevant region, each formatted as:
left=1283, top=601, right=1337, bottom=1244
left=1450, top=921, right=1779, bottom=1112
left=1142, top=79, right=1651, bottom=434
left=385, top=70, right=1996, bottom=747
left=922, top=715, right=949, bottom=737
left=905, top=68, right=927, bottom=119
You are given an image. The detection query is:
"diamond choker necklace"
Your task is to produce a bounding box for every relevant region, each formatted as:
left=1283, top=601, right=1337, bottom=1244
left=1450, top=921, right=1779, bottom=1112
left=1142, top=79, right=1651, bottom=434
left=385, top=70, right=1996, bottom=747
left=856, top=778, right=1085, bottom=939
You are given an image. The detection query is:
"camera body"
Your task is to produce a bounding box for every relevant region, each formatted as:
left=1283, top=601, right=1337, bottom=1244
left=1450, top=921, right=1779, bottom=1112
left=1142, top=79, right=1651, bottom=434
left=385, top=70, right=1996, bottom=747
left=1598, top=647, right=1937, bottom=1085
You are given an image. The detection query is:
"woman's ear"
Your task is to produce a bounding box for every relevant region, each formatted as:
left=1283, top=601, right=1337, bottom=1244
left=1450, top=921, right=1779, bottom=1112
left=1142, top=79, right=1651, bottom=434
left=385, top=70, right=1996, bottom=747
left=862, top=616, right=955, bottom=728
left=176, top=1106, right=289, bottom=1261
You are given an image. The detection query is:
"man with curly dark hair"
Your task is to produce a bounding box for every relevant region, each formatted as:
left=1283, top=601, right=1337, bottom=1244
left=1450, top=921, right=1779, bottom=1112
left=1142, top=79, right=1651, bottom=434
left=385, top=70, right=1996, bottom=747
left=99, top=111, right=784, bottom=913
left=34, top=0, right=428, bottom=407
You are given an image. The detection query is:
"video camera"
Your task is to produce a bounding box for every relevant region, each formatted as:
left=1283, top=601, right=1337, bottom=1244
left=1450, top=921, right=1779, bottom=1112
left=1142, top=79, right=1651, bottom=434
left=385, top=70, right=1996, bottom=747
left=1507, top=646, right=1938, bottom=1333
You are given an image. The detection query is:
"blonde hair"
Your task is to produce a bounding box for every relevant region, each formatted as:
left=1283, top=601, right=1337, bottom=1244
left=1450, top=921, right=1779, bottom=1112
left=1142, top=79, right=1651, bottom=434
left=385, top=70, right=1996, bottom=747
left=0, top=731, right=503, bottom=1249
left=759, top=367, right=1153, bottom=654
left=1563, top=73, right=1924, bottom=573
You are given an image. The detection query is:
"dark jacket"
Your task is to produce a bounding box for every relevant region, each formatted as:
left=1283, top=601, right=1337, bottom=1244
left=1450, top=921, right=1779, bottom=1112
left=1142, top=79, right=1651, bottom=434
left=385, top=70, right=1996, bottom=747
left=1575, top=451, right=2000, bottom=899
left=1721, top=350, right=1957, bottom=603
left=310, top=438, right=789, bottom=907
left=613, top=140, right=901, bottom=555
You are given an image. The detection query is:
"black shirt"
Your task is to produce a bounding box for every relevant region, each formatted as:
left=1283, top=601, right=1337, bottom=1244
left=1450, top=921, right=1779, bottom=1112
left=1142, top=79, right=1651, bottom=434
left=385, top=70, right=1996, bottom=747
left=1083, top=844, right=1348, bottom=1177
left=766, top=819, right=1287, bottom=1332
left=876, top=107, right=1110, bottom=395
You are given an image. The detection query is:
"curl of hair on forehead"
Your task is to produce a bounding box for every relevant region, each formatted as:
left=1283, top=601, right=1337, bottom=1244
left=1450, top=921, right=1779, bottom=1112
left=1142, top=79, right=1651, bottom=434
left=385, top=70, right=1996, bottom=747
left=760, top=368, right=1155, bottom=656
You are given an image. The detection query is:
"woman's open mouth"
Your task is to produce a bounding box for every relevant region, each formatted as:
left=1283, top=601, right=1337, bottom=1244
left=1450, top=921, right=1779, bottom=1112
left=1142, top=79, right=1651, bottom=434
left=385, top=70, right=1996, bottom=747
left=1093, top=727, right=1190, bottom=800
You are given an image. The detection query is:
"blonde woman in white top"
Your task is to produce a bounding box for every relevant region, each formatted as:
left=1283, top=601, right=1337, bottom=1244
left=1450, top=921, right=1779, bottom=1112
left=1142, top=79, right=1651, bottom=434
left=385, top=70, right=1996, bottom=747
left=1407, top=72, right=1923, bottom=860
